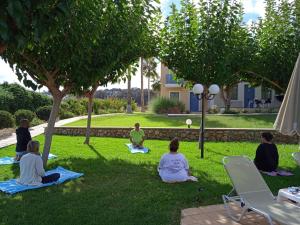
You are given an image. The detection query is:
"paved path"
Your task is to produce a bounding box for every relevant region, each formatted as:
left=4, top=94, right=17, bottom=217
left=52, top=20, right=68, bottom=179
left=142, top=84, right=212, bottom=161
left=181, top=204, right=279, bottom=225
left=0, top=115, right=92, bottom=149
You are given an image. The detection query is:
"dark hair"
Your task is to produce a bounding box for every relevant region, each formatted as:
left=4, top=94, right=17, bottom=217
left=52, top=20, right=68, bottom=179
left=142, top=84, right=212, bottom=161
left=261, top=132, right=273, bottom=142
left=134, top=123, right=140, bottom=127
left=20, top=119, right=29, bottom=127
left=169, top=137, right=179, bottom=152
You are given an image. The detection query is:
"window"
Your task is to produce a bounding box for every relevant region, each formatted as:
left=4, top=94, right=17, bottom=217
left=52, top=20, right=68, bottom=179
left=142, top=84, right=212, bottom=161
left=170, top=92, right=180, bottom=101
left=166, top=74, right=176, bottom=84
left=261, top=86, right=272, bottom=100
left=230, top=85, right=238, bottom=100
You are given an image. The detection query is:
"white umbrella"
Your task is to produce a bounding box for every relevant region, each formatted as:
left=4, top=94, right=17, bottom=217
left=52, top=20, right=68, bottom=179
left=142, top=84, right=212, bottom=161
left=274, top=54, right=300, bottom=141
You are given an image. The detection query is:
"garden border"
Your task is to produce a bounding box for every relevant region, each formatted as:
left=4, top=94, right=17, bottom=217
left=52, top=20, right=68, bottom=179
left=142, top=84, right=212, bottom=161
left=53, top=127, right=298, bottom=144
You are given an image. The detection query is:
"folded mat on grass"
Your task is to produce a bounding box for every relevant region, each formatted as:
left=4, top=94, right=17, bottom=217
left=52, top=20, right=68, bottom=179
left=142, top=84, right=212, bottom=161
left=0, top=166, right=83, bottom=194
left=0, top=153, right=57, bottom=165
left=261, top=170, right=294, bottom=176
left=126, top=144, right=149, bottom=154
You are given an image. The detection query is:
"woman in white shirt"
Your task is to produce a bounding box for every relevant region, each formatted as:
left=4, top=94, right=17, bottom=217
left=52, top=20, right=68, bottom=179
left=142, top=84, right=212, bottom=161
left=17, top=141, right=60, bottom=185
left=158, top=138, right=197, bottom=183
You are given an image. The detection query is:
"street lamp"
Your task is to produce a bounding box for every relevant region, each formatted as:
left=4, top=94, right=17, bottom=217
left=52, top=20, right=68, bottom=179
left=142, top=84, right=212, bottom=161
left=192, top=83, right=220, bottom=158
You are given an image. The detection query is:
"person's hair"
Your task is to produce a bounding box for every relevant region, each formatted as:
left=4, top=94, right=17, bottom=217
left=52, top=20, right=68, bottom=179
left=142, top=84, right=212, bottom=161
left=169, top=137, right=179, bottom=152
left=261, top=132, right=273, bottom=142
left=20, top=119, right=29, bottom=128
left=134, top=123, right=140, bottom=127
left=27, top=141, right=40, bottom=153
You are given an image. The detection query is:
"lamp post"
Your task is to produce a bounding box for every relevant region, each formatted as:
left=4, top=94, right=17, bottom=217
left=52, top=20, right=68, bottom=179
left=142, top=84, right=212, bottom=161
left=192, top=84, right=220, bottom=158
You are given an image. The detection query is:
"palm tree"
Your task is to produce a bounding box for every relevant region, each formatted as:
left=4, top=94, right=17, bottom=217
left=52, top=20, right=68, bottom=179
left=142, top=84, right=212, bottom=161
left=140, top=57, right=145, bottom=112
left=126, top=63, right=138, bottom=113
left=118, top=62, right=138, bottom=113
left=142, top=57, right=158, bottom=107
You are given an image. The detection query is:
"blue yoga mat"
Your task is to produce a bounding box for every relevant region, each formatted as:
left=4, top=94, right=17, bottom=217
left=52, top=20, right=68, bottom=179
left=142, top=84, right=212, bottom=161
left=0, top=153, right=57, bottom=165
left=126, top=144, right=149, bottom=154
left=0, top=166, right=83, bottom=194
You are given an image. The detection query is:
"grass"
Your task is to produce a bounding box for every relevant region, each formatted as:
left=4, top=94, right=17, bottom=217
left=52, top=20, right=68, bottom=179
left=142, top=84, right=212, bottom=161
left=0, top=135, right=299, bottom=225
left=64, top=113, right=277, bottom=128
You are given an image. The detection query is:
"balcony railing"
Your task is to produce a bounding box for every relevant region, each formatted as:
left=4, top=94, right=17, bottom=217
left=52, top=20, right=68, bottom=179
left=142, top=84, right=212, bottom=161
left=166, top=74, right=183, bottom=85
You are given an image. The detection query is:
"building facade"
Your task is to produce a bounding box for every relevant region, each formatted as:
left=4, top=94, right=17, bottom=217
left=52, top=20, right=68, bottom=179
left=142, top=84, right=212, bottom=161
left=159, top=63, right=281, bottom=112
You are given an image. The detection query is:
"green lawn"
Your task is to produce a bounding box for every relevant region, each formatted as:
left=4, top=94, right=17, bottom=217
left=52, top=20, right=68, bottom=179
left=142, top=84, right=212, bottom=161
left=0, top=136, right=299, bottom=225
left=65, top=113, right=277, bottom=128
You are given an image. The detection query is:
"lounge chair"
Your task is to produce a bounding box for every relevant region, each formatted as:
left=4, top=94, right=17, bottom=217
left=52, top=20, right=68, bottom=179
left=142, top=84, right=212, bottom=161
left=222, top=156, right=300, bottom=225
left=292, top=152, right=300, bottom=166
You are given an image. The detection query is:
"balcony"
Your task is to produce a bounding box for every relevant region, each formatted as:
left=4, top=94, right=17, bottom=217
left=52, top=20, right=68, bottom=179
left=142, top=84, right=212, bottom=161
left=165, top=74, right=183, bottom=87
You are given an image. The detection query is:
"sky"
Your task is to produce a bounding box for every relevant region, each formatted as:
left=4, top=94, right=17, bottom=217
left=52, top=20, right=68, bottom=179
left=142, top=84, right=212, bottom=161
left=0, top=0, right=264, bottom=91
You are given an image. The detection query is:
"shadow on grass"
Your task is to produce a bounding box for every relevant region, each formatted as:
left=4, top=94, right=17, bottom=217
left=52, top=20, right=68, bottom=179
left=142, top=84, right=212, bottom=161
left=0, top=154, right=232, bottom=225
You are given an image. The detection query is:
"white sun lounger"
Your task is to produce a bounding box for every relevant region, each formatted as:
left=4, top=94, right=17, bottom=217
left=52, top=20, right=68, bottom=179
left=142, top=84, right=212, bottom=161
left=222, top=156, right=300, bottom=225
left=292, top=152, right=300, bottom=166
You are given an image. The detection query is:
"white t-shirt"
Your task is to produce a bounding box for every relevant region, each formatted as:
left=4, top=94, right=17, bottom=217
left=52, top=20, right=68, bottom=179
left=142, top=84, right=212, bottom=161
left=17, top=153, right=45, bottom=185
left=158, top=153, right=189, bottom=182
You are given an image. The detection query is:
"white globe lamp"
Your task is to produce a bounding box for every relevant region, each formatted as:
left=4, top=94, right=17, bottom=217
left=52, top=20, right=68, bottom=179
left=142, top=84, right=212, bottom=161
left=186, top=119, right=192, bottom=128
left=192, top=84, right=204, bottom=95
left=208, top=84, right=220, bottom=95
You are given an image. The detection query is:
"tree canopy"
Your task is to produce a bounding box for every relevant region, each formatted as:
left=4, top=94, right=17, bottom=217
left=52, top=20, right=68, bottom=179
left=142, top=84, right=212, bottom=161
left=254, top=0, right=300, bottom=92
left=160, top=0, right=245, bottom=87
left=2, top=0, right=160, bottom=165
left=0, top=0, right=71, bottom=54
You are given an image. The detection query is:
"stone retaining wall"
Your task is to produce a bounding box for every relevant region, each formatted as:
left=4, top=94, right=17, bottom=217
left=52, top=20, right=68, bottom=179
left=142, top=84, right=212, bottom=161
left=53, top=127, right=298, bottom=144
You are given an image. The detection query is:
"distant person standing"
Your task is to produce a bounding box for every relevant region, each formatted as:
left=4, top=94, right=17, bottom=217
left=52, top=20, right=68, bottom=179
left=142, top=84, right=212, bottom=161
left=129, top=123, right=145, bottom=149
left=15, top=119, right=32, bottom=161
left=254, top=132, right=279, bottom=172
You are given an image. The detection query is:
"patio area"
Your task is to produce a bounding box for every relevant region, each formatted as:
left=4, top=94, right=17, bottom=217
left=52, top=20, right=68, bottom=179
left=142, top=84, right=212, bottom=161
left=181, top=204, right=279, bottom=225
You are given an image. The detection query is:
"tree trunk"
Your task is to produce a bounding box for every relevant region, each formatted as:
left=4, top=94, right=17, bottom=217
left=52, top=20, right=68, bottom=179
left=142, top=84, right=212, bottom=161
left=148, top=77, right=151, bottom=105
left=42, top=94, right=62, bottom=166
left=0, top=44, right=7, bottom=54
left=140, top=57, right=145, bottom=112
left=220, top=86, right=232, bottom=112
left=126, top=67, right=132, bottom=114
left=84, top=94, right=93, bottom=145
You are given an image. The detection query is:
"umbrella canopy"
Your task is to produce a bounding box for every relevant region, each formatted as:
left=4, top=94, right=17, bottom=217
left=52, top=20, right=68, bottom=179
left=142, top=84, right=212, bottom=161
left=274, top=54, right=300, bottom=136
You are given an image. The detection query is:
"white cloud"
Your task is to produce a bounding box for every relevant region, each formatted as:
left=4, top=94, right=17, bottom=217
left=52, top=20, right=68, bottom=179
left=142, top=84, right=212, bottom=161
left=242, top=0, right=266, bottom=18
left=0, top=59, right=20, bottom=84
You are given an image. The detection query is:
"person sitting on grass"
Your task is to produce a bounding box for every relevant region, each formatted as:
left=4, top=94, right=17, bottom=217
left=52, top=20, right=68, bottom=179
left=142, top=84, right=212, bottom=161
left=17, top=141, right=60, bottom=185
left=129, top=123, right=145, bottom=149
left=254, top=132, right=279, bottom=173
left=158, top=137, right=198, bottom=183
left=15, top=119, right=32, bottom=161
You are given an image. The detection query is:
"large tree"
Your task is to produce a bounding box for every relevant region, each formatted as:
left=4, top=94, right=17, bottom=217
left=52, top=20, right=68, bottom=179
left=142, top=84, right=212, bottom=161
left=254, top=0, right=300, bottom=92
left=3, top=0, right=158, bottom=165
left=76, top=0, right=160, bottom=145
left=160, top=0, right=244, bottom=112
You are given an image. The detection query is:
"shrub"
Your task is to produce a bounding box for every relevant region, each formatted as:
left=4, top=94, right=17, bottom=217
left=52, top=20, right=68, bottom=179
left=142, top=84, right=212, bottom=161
left=0, top=87, right=15, bottom=112
left=14, top=109, right=36, bottom=125
left=36, top=106, right=52, bottom=121
left=150, top=97, right=185, bottom=114
left=60, top=111, right=75, bottom=119
left=0, top=83, right=51, bottom=113
left=92, top=98, right=137, bottom=114
left=63, top=98, right=86, bottom=115
left=30, top=117, right=44, bottom=127
left=31, top=92, right=52, bottom=110
left=0, top=110, right=15, bottom=129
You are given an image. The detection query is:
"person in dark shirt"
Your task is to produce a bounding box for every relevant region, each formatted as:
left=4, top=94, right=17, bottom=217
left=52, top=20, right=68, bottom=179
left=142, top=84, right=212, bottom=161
left=254, top=132, right=279, bottom=172
left=15, top=119, right=32, bottom=161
